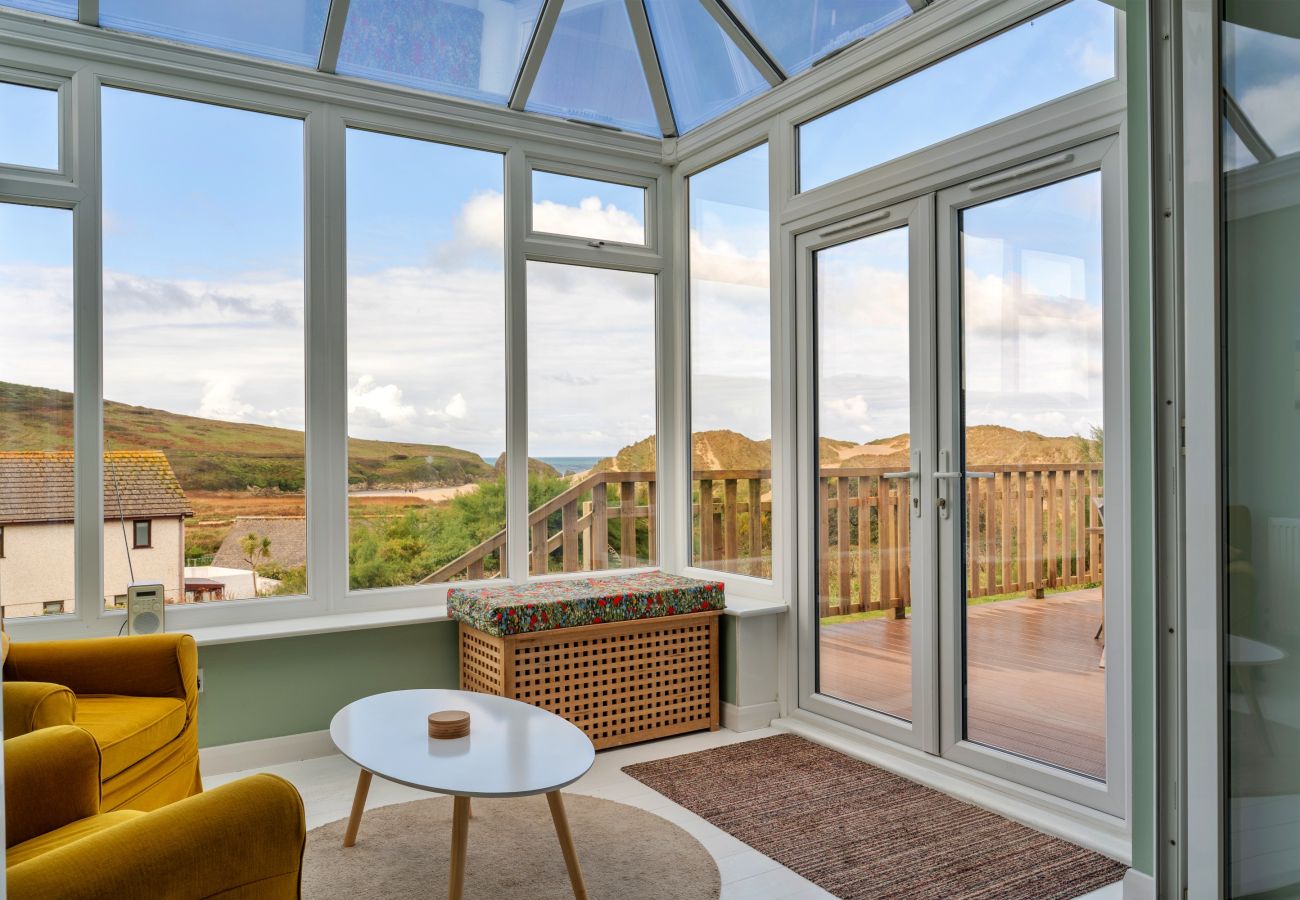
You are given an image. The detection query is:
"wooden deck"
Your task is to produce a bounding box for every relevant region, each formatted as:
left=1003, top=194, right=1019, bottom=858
left=818, top=589, right=1107, bottom=780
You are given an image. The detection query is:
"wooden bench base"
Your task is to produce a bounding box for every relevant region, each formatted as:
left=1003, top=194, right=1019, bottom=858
left=459, top=610, right=722, bottom=750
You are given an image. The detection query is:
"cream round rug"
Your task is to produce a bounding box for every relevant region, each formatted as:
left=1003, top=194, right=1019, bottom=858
left=303, top=792, right=721, bottom=899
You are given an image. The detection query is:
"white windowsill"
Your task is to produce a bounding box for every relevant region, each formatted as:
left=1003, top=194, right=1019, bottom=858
left=175, top=593, right=783, bottom=646
left=722, top=595, right=789, bottom=618
left=175, top=605, right=450, bottom=647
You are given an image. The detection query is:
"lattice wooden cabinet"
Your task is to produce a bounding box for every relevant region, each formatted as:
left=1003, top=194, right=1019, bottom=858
left=459, top=610, right=722, bottom=750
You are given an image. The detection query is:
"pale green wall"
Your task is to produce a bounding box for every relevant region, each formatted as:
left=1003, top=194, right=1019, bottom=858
left=1126, top=0, right=1157, bottom=877
left=198, top=616, right=738, bottom=747
left=196, top=622, right=459, bottom=747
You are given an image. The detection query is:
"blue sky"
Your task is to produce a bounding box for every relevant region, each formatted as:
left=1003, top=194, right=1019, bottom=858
left=0, top=81, right=58, bottom=170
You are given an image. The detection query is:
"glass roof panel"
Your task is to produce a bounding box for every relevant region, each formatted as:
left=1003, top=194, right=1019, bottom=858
left=98, top=0, right=331, bottom=67
left=526, top=0, right=659, bottom=136
left=724, top=0, right=912, bottom=75
left=643, top=0, right=767, bottom=133
left=337, top=0, right=544, bottom=104
left=2, top=0, right=75, bottom=18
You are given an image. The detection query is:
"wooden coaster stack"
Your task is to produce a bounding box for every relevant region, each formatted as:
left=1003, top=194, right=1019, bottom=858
left=427, top=709, right=470, bottom=739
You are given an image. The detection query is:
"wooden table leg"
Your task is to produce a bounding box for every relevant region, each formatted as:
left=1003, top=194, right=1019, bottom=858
left=546, top=791, right=588, bottom=900
left=342, top=769, right=373, bottom=848
left=449, top=795, right=471, bottom=900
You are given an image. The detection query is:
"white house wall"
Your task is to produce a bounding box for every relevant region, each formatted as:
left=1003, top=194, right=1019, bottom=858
left=0, top=517, right=183, bottom=618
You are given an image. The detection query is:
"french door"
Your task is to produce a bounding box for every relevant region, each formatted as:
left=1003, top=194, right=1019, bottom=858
left=796, top=137, right=1126, bottom=815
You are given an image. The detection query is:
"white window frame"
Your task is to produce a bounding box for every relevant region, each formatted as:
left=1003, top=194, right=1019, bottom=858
left=0, top=9, right=670, bottom=640
left=0, top=63, right=71, bottom=177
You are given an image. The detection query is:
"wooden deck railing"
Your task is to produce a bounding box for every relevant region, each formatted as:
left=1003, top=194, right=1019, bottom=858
left=423, top=465, right=1104, bottom=613
left=420, top=470, right=656, bottom=583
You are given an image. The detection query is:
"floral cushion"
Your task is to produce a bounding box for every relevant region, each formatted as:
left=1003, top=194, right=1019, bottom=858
left=448, top=571, right=725, bottom=637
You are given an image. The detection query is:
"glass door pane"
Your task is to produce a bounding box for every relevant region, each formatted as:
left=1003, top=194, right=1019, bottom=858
left=815, top=225, right=915, bottom=721
left=956, top=173, right=1107, bottom=779
left=1222, top=4, right=1300, bottom=894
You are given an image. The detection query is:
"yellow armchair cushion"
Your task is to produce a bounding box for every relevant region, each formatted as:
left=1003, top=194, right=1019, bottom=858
left=74, top=696, right=186, bottom=780
left=4, top=726, right=103, bottom=849
left=7, top=774, right=306, bottom=900
left=7, top=811, right=145, bottom=868
left=3, top=682, right=76, bottom=739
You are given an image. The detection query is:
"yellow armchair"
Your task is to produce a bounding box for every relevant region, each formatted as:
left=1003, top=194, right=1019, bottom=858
left=3, top=634, right=201, bottom=811
left=5, top=726, right=306, bottom=900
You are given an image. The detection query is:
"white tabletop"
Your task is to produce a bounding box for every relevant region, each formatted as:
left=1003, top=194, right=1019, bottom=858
left=1228, top=634, right=1286, bottom=666
left=330, top=689, right=595, bottom=798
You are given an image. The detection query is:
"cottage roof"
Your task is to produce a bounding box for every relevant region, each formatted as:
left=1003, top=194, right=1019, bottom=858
left=0, top=451, right=192, bottom=526
left=212, top=517, right=307, bottom=571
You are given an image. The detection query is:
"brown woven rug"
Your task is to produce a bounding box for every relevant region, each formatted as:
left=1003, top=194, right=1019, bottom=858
left=623, top=734, right=1126, bottom=900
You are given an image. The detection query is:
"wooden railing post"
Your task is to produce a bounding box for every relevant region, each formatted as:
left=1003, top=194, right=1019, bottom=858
left=748, top=478, right=762, bottom=576
left=817, top=476, right=830, bottom=616
left=858, top=475, right=871, bottom=614
left=592, top=480, right=608, bottom=570
left=837, top=476, right=851, bottom=612
left=562, top=499, right=578, bottom=572
left=724, top=478, right=739, bottom=567
left=699, top=478, right=714, bottom=567
left=620, top=480, right=636, bottom=568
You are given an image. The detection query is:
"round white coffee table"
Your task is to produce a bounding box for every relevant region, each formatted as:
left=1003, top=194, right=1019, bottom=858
left=330, top=689, right=596, bottom=900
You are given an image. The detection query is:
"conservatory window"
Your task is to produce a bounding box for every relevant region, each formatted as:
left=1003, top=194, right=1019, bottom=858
left=0, top=202, right=75, bottom=619
left=799, top=0, right=1118, bottom=191
left=526, top=262, right=658, bottom=574
left=531, top=170, right=647, bottom=245
left=0, top=80, right=59, bottom=170
left=688, top=145, right=772, bottom=579
left=100, top=87, right=306, bottom=606
left=345, top=128, right=507, bottom=590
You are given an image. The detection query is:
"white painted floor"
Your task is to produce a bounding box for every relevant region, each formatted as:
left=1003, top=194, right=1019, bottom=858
left=207, top=726, right=1125, bottom=900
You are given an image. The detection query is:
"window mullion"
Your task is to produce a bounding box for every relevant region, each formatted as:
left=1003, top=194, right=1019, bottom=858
left=504, top=147, right=530, bottom=582
left=72, top=67, right=103, bottom=625
left=307, top=102, right=347, bottom=612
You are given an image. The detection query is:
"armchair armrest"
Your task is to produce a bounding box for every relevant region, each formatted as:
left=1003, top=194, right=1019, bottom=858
left=7, top=774, right=306, bottom=900
left=5, top=725, right=102, bottom=849
left=3, top=681, right=76, bottom=739
left=5, top=634, right=197, bottom=714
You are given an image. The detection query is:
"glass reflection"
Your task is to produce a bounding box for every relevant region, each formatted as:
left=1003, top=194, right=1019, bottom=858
left=1222, top=3, right=1300, bottom=895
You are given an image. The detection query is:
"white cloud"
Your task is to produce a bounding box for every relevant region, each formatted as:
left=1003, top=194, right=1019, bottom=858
left=689, top=231, right=769, bottom=288
left=348, top=375, right=416, bottom=426
left=827, top=394, right=869, bottom=421
left=443, top=392, right=467, bottom=420
left=197, top=380, right=256, bottom=423
left=532, top=196, right=644, bottom=245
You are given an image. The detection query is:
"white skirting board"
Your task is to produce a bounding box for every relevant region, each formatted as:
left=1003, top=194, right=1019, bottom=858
left=722, top=700, right=781, bottom=733
left=199, top=729, right=335, bottom=777
left=1122, top=868, right=1155, bottom=898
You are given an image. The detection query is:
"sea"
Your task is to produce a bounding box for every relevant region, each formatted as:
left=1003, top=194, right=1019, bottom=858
left=480, top=456, right=604, bottom=475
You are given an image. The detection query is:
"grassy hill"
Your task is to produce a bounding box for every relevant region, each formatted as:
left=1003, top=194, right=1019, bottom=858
left=595, top=426, right=1101, bottom=473
left=0, top=381, right=494, bottom=492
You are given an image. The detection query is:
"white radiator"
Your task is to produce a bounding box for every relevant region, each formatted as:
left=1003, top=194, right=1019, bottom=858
left=1265, top=517, right=1300, bottom=639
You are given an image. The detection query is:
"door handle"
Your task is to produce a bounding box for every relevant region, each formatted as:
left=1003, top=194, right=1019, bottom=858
left=934, top=471, right=994, bottom=479
left=886, top=452, right=923, bottom=518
